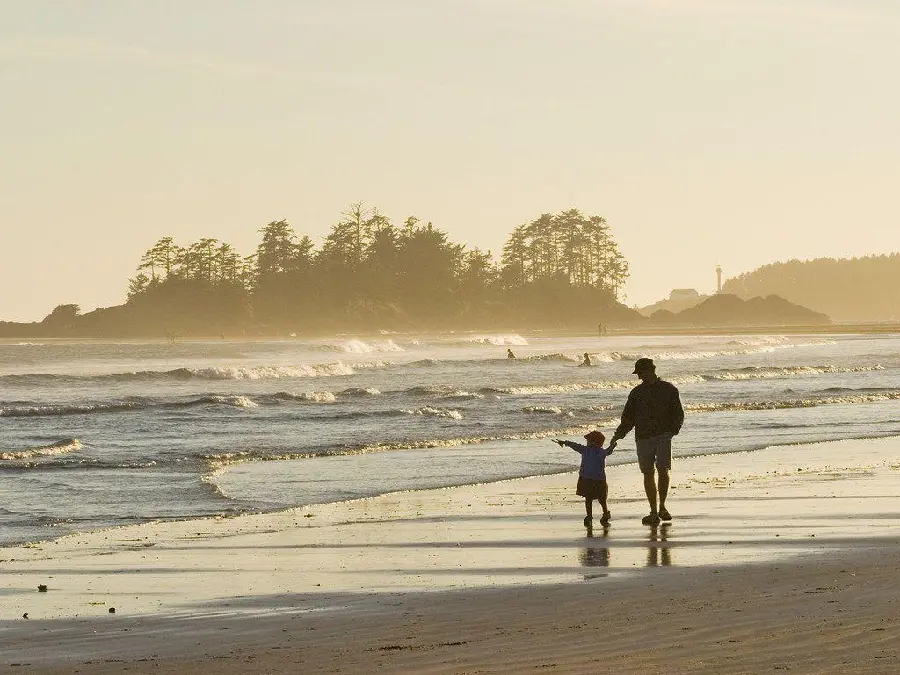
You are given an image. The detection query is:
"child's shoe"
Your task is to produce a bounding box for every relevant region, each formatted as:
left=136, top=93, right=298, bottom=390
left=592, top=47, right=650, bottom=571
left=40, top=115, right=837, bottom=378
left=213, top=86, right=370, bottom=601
left=583, top=515, right=592, bottom=527
left=599, top=511, right=611, bottom=524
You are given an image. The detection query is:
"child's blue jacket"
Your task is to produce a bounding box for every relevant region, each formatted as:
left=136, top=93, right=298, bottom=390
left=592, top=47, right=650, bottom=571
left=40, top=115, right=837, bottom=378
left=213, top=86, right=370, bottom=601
left=562, top=441, right=611, bottom=480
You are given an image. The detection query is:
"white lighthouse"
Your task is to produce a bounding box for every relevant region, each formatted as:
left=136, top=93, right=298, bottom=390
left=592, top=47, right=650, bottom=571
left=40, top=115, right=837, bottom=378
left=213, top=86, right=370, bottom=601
left=716, top=265, right=723, bottom=293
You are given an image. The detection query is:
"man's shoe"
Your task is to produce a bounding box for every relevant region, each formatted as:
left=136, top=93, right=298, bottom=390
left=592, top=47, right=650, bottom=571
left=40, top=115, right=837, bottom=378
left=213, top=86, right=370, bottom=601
left=641, top=512, right=660, bottom=526
left=658, top=507, right=672, bottom=521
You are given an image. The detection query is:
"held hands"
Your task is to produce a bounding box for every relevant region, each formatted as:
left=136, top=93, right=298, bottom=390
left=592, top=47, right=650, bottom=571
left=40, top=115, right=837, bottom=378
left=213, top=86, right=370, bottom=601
left=607, top=438, right=618, bottom=452
left=552, top=439, right=566, bottom=446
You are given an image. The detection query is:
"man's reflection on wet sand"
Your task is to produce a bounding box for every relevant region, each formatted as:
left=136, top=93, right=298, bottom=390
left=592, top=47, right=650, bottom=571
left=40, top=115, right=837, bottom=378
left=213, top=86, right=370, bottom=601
left=647, top=523, right=672, bottom=567
left=579, top=523, right=610, bottom=578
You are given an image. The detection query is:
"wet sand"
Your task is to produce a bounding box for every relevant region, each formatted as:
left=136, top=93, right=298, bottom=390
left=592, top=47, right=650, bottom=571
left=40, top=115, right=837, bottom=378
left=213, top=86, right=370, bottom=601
left=2, top=436, right=899, bottom=673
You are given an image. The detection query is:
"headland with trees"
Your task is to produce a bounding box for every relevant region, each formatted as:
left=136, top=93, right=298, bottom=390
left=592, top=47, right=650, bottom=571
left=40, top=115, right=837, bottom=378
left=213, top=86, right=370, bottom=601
left=1, top=205, right=640, bottom=337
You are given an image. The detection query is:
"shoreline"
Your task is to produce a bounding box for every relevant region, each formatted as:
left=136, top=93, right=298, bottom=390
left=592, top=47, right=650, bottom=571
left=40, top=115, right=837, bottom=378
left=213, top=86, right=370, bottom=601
left=6, top=430, right=900, bottom=550
left=2, top=323, right=899, bottom=342
left=2, top=436, right=899, bottom=672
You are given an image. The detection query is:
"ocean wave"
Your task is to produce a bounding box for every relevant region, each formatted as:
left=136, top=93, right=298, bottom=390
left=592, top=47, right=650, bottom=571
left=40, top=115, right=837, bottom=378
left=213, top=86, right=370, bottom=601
left=0, top=394, right=264, bottom=417
left=409, top=406, right=463, bottom=419
left=273, top=391, right=338, bottom=403
left=521, top=406, right=565, bottom=415
left=483, top=380, right=636, bottom=395
left=312, top=339, right=405, bottom=353
left=522, top=404, right=611, bottom=416
left=405, top=348, right=816, bottom=369
left=158, top=363, right=377, bottom=380
left=0, top=401, right=146, bottom=417
left=686, top=390, right=900, bottom=413
left=339, top=387, right=382, bottom=397
left=0, top=361, right=388, bottom=385
left=604, top=348, right=773, bottom=361
left=268, top=405, right=466, bottom=422
left=204, top=395, right=259, bottom=409
left=521, top=353, right=578, bottom=362
left=726, top=336, right=792, bottom=346
left=204, top=417, right=622, bottom=469
left=455, top=334, right=529, bottom=346
left=2, top=458, right=160, bottom=472
left=598, top=339, right=830, bottom=363
left=440, top=390, right=485, bottom=401
left=353, top=418, right=621, bottom=454
left=0, top=438, right=82, bottom=461
left=702, top=365, right=883, bottom=381
left=407, top=385, right=447, bottom=395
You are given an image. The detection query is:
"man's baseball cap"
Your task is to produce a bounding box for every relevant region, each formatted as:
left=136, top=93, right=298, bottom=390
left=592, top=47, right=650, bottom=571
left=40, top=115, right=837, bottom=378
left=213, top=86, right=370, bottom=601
left=632, top=357, right=655, bottom=374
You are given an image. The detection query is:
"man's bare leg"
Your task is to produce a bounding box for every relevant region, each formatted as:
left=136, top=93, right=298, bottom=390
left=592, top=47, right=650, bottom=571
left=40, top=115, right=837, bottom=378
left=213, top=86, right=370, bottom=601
left=643, top=471, right=657, bottom=514
left=658, top=469, right=672, bottom=520
left=658, top=468, right=669, bottom=511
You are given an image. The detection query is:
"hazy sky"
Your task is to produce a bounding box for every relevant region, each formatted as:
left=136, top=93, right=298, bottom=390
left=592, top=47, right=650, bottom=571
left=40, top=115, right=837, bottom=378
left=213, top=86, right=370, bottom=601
left=3, top=1, right=899, bottom=321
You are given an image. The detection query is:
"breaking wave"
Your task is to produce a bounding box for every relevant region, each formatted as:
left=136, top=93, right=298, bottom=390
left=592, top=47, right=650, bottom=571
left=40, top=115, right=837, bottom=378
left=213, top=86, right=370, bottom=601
left=312, top=339, right=405, bottom=353
left=522, top=406, right=565, bottom=415
left=594, top=339, right=832, bottom=363
left=203, top=417, right=622, bottom=468
left=205, top=395, right=259, bottom=409
left=521, top=353, right=578, bottom=362
left=0, top=361, right=387, bottom=385
left=702, top=365, right=883, bottom=381
left=1, top=401, right=145, bottom=417
left=483, top=381, right=636, bottom=395
left=409, top=406, right=463, bottom=419
left=686, top=390, right=900, bottom=413
left=274, top=391, right=338, bottom=403
left=440, top=390, right=485, bottom=401
left=1, top=438, right=82, bottom=461
left=340, top=387, right=382, bottom=397
left=456, top=334, right=529, bottom=346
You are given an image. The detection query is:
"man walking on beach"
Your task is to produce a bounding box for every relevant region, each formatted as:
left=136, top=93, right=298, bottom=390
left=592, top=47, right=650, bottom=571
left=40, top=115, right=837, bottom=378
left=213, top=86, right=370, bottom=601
left=608, top=358, right=684, bottom=526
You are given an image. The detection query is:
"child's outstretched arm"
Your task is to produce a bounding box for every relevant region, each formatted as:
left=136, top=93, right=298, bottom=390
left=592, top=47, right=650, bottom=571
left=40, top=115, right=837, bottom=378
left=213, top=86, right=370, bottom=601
left=553, top=439, right=583, bottom=454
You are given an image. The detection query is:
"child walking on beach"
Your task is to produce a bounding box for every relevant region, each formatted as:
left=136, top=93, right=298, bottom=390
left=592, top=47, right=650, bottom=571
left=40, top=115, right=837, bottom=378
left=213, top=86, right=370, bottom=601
left=553, top=430, right=613, bottom=527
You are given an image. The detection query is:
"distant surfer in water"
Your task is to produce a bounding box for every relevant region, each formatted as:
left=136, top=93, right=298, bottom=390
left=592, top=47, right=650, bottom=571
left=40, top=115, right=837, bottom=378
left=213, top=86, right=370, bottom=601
left=507, top=348, right=516, bottom=359
left=580, top=352, right=592, bottom=367
left=608, top=358, right=684, bottom=526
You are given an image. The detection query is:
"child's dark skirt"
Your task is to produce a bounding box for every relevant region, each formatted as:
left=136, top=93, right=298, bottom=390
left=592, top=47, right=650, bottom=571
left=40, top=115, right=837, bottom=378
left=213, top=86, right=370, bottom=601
left=576, top=476, right=607, bottom=499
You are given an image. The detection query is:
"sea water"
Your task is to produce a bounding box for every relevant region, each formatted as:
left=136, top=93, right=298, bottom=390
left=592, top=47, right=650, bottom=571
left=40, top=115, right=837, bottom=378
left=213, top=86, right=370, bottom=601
left=2, top=332, right=899, bottom=546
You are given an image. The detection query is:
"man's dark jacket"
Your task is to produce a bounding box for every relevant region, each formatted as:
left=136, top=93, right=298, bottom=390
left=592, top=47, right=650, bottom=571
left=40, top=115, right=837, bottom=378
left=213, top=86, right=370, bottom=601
left=614, top=379, right=684, bottom=440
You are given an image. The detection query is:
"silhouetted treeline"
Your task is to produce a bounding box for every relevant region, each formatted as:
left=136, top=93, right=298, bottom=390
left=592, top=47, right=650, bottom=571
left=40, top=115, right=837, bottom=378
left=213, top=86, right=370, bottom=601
left=722, top=254, right=900, bottom=323
left=2, top=205, right=641, bottom=337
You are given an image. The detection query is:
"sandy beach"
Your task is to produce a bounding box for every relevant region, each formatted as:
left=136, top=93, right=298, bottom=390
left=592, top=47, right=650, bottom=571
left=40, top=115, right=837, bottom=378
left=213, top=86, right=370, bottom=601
left=2, top=436, right=899, bottom=673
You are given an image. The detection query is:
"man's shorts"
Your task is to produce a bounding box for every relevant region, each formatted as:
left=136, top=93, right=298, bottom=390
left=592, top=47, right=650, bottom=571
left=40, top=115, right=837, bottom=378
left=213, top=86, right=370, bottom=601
left=635, top=433, right=673, bottom=473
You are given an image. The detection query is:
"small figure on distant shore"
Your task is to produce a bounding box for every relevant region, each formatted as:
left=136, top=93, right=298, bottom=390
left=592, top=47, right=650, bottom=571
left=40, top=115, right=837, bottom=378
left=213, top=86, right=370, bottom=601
left=553, top=430, right=613, bottom=527
left=507, top=348, right=516, bottom=359
left=608, top=358, right=684, bottom=526
left=580, top=352, right=592, bottom=367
